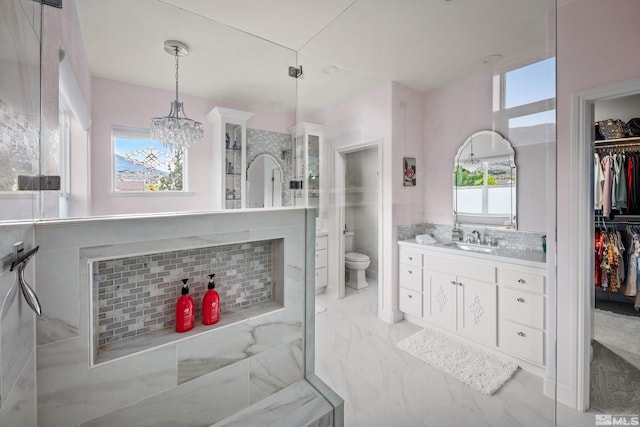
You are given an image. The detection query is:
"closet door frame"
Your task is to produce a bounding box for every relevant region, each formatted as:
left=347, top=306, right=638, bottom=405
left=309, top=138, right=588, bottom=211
left=571, top=77, right=640, bottom=412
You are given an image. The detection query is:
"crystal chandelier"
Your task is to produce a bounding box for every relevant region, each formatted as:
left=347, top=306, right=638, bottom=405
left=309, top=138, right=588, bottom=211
left=460, top=142, right=482, bottom=173
left=150, top=40, right=203, bottom=150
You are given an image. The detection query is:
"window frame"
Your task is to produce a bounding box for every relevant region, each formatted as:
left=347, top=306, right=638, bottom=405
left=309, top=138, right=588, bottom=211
left=111, top=125, right=188, bottom=194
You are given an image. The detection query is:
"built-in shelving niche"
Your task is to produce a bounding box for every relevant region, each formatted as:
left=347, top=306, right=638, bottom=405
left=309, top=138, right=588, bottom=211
left=90, top=238, right=284, bottom=365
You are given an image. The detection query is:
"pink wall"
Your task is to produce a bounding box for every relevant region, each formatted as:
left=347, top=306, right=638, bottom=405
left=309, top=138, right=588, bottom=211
left=422, top=64, right=551, bottom=232
left=90, top=77, right=216, bottom=215
left=556, top=0, right=640, bottom=388
left=90, top=77, right=295, bottom=216
left=423, top=70, right=494, bottom=225
left=304, top=81, right=425, bottom=322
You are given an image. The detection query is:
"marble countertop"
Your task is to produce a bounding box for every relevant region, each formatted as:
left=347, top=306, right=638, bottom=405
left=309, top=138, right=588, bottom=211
left=398, top=238, right=547, bottom=268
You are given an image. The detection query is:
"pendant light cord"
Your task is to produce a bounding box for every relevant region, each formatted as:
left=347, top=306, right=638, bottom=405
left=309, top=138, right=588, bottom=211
left=174, top=47, right=180, bottom=109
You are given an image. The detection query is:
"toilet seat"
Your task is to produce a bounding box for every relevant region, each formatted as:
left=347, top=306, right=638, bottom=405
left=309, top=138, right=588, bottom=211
left=346, top=252, right=369, bottom=262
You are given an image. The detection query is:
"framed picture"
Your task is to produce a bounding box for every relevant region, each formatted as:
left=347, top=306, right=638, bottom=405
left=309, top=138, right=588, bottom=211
left=403, top=157, right=416, bottom=186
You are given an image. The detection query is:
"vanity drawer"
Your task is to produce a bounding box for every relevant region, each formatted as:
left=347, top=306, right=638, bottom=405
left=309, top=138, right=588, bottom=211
left=500, top=268, right=545, bottom=294
left=316, top=235, right=328, bottom=250
left=315, top=248, right=327, bottom=269
left=399, top=287, right=422, bottom=317
left=399, top=247, right=422, bottom=268
left=399, top=264, right=422, bottom=292
left=499, top=320, right=544, bottom=366
left=315, top=266, right=327, bottom=288
left=500, top=288, right=544, bottom=330
left=424, top=253, right=496, bottom=283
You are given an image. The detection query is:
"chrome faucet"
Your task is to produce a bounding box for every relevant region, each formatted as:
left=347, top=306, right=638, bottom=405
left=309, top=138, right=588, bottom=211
left=471, top=230, right=481, bottom=244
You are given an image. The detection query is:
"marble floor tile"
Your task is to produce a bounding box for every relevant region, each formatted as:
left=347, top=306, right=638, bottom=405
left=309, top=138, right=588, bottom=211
left=315, top=283, right=602, bottom=427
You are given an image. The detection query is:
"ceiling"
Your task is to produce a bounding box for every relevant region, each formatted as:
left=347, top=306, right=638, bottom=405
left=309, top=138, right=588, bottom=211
left=75, top=0, right=558, bottom=116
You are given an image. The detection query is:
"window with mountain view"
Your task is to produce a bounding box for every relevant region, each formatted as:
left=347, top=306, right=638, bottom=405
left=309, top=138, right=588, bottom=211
left=112, top=126, right=184, bottom=192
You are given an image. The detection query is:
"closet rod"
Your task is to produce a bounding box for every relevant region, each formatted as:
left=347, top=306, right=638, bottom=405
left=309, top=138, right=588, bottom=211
left=594, top=139, right=640, bottom=150
left=595, top=214, right=640, bottom=224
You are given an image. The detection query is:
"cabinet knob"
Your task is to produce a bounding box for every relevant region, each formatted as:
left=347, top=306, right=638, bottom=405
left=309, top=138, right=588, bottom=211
left=450, top=280, right=457, bottom=285
left=517, top=279, right=526, bottom=284
left=516, top=297, right=525, bottom=303
left=517, top=331, right=526, bottom=337
left=408, top=256, right=413, bottom=261
left=408, top=294, right=413, bottom=299
left=408, top=270, right=412, bottom=274
left=457, top=281, right=463, bottom=287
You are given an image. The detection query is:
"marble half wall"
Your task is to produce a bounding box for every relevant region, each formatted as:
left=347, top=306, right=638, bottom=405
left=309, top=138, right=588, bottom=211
left=34, top=209, right=318, bottom=426
left=0, top=223, right=37, bottom=426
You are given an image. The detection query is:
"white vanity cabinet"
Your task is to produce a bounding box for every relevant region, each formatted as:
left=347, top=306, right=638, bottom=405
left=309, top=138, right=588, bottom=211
left=398, top=247, right=423, bottom=317
left=424, top=253, right=497, bottom=346
left=315, top=234, right=328, bottom=294
left=498, top=266, right=546, bottom=365
left=398, top=242, right=547, bottom=370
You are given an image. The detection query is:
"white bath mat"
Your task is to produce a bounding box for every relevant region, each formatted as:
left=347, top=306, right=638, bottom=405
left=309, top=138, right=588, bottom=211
left=315, top=304, right=327, bottom=314
left=396, top=327, right=518, bottom=395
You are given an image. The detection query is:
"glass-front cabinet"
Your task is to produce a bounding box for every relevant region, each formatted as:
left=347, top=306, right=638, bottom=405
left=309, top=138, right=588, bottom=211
left=288, top=123, right=323, bottom=214
left=206, top=107, right=253, bottom=209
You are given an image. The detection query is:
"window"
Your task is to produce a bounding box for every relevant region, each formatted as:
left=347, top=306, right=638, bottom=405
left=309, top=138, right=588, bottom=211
left=112, top=126, right=185, bottom=192
left=500, top=57, right=556, bottom=147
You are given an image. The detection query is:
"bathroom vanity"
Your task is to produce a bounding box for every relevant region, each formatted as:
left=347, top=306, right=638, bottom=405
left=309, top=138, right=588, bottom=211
left=398, top=239, right=547, bottom=373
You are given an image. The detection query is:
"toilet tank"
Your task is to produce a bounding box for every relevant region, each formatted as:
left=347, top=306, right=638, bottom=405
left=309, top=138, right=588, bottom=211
left=344, top=231, right=354, bottom=252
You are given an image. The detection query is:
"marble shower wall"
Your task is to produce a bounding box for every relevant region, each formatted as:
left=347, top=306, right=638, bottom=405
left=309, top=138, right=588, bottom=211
left=0, top=0, right=41, bottom=424
left=247, top=128, right=294, bottom=207
left=35, top=210, right=312, bottom=427
left=0, top=224, right=37, bottom=426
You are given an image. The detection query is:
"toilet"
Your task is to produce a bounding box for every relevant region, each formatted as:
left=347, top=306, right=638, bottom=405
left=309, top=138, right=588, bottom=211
left=344, top=231, right=371, bottom=289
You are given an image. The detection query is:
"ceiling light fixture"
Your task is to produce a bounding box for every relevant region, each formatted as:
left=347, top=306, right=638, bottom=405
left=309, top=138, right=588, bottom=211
left=323, top=65, right=339, bottom=75
left=481, top=54, right=503, bottom=65
left=150, top=40, right=203, bottom=150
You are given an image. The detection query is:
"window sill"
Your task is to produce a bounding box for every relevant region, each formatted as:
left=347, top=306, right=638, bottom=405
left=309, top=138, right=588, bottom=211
left=109, top=191, right=195, bottom=197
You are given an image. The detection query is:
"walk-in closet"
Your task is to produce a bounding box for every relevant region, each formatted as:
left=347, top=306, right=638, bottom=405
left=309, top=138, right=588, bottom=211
left=592, top=94, right=640, bottom=414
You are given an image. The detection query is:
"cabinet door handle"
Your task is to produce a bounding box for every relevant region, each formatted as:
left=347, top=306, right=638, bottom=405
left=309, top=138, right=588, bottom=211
left=408, top=270, right=413, bottom=274
left=457, top=281, right=463, bottom=286
left=516, top=297, right=525, bottom=303
left=408, top=256, right=413, bottom=261
left=408, top=294, right=413, bottom=299
left=450, top=280, right=457, bottom=285
left=517, top=279, right=526, bottom=284
left=517, top=331, right=526, bottom=337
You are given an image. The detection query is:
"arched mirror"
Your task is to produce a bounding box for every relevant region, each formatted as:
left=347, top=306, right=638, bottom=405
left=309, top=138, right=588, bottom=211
left=453, top=130, right=517, bottom=228
left=246, top=154, right=284, bottom=208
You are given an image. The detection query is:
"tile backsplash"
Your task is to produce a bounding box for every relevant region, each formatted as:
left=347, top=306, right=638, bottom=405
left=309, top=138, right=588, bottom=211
left=397, top=223, right=546, bottom=252
left=94, top=240, right=273, bottom=347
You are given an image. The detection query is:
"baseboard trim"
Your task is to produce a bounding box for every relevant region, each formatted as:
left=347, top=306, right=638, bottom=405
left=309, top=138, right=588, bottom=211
left=544, top=377, right=576, bottom=409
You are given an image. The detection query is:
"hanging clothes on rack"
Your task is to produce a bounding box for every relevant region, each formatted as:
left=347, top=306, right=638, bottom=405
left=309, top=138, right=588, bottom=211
left=594, top=226, right=624, bottom=292
left=602, top=155, right=613, bottom=218
left=613, top=154, right=627, bottom=212
left=624, top=225, right=640, bottom=297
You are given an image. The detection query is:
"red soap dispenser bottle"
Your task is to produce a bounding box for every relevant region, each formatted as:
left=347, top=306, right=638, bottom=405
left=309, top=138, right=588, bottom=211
left=202, top=274, right=220, bottom=325
left=175, top=278, right=194, bottom=332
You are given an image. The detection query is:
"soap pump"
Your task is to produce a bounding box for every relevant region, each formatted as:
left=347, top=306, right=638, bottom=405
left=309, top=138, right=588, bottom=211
left=202, top=274, right=220, bottom=325
left=175, top=278, right=195, bottom=332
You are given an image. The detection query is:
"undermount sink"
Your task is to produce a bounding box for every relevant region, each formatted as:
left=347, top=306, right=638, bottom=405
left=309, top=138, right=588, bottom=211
left=452, top=242, right=495, bottom=253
